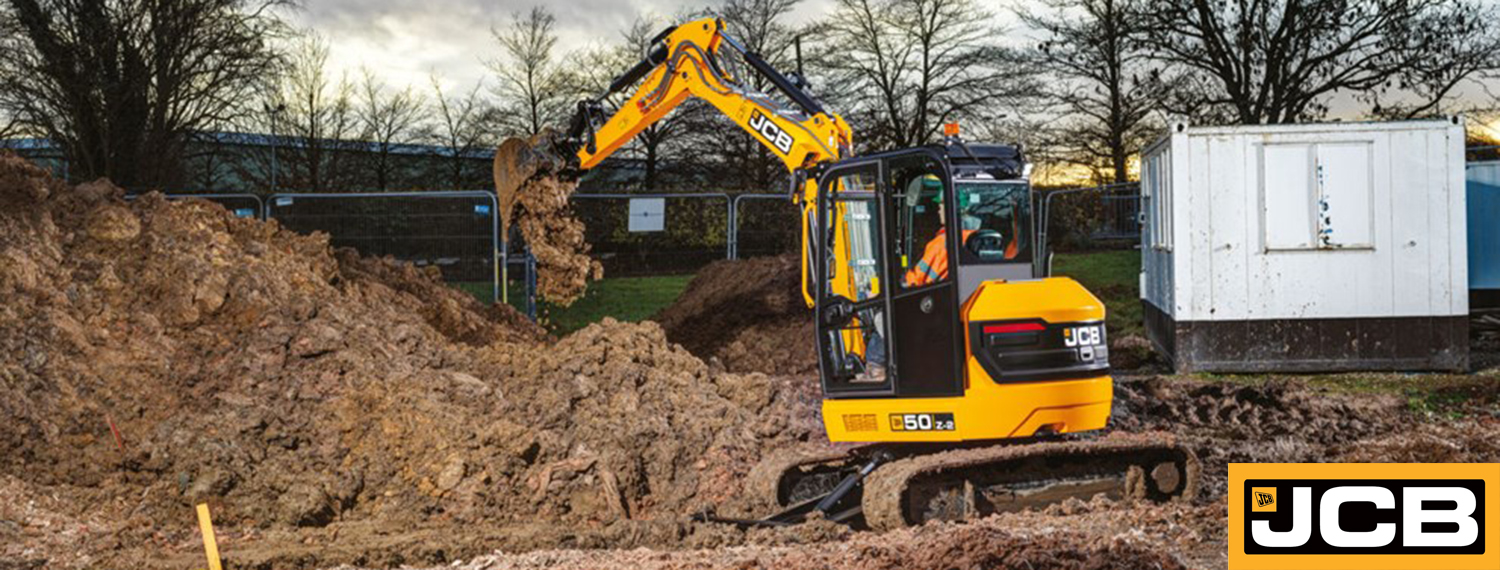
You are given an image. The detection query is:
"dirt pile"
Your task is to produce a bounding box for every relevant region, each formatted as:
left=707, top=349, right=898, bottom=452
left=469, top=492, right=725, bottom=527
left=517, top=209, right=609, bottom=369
left=653, top=255, right=816, bottom=376
left=0, top=153, right=817, bottom=568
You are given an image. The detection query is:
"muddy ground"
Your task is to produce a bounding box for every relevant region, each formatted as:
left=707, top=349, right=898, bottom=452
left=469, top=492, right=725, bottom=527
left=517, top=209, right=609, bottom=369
left=2, top=153, right=1498, bottom=570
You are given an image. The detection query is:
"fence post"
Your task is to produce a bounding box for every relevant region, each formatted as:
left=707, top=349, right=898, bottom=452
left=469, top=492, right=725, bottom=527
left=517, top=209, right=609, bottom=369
left=526, top=252, right=537, bottom=320
left=724, top=194, right=734, bottom=260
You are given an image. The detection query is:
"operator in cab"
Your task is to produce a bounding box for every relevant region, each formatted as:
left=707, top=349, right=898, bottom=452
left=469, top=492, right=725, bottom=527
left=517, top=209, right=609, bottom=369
left=903, top=189, right=976, bottom=287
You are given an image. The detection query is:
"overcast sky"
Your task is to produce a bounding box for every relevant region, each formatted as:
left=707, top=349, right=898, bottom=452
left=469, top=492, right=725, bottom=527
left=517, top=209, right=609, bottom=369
left=282, top=0, right=835, bottom=94
left=282, top=0, right=1497, bottom=131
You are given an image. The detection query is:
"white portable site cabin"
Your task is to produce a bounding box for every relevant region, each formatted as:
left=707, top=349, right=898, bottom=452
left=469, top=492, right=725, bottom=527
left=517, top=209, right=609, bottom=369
left=1139, top=118, right=1469, bottom=372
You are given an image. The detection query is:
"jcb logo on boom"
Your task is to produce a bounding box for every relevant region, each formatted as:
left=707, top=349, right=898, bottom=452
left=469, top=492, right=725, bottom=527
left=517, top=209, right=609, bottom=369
left=1230, top=463, right=1499, bottom=570
left=748, top=109, right=794, bottom=155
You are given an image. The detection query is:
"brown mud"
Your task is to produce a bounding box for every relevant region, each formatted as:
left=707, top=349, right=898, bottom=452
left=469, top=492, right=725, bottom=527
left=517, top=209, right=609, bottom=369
left=512, top=175, right=602, bottom=306
left=653, top=255, right=816, bottom=376
left=0, top=154, right=815, bottom=569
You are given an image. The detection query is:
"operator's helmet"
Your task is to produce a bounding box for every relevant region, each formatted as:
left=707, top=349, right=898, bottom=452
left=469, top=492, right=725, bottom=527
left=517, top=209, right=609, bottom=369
left=904, top=174, right=945, bottom=208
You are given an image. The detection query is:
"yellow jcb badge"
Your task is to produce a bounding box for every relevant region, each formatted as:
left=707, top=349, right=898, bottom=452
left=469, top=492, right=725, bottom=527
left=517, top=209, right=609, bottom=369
left=1250, top=487, right=1276, bottom=512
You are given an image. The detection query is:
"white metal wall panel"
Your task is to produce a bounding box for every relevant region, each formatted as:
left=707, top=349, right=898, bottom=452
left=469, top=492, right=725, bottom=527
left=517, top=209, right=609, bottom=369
left=1422, top=126, right=1452, bottom=314
left=1140, top=138, right=1176, bottom=316
left=1187, top=135, right=1215, bottom=319
left=1391, top=128, right=1436, bottom=316
left=1208, top=135, right=1254, bottom=319
left=1170, top=128, right=1192, bottom=317
left=1316, top=143, right=1375, bottom=248
left=1444, top=123, right=1468, bottom=315
left=1262, top=144, right=1316, bottom=250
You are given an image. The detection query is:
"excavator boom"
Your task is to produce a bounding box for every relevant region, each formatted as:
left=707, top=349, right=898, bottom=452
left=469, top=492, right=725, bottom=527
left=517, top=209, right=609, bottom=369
left=564, top=18, right=851, bottom=185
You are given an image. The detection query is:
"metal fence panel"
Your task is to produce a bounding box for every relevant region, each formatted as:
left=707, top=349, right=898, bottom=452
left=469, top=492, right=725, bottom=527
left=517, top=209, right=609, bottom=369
left=570, top=193, right=731, bottom=276
left=1040, top=182, right=1142, bottom=253
left=731, top=193, right=798, bottom=260
left=267, top=191, right=501, bottom=303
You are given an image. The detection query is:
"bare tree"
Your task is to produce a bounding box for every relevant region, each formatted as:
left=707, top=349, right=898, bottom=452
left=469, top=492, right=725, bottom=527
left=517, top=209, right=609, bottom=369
left=1019, top=0, right=1166, bottom=183
left=249, top=35, right=360, bottom=192
left=0, top=0, right=287, bottom=188
left=0, top=110, right=23, bottom=140
left=1139, top=0, right=1500, bottom=124
left=487, top=6, right=573, bottom=137
left=427, top=75, right=493, bottom=190
left=819, top=0, right=1041, bottom=151
left=358, top=69, right=425, bottom=190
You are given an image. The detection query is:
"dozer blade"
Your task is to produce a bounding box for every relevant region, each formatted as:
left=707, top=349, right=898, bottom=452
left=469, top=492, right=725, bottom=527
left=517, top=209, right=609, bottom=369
left=860, top=432, right=1199, bottom=531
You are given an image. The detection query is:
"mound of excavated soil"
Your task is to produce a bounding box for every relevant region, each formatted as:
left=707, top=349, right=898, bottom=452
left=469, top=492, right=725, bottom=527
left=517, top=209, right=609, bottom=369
left=0, top=153, right=819, bottom=568
left=653, top=255, right=816, bottom=376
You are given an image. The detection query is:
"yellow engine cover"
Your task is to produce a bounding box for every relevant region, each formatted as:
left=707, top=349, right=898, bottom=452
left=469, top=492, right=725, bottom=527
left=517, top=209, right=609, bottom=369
left=822, top=277, right=1113, bottom=443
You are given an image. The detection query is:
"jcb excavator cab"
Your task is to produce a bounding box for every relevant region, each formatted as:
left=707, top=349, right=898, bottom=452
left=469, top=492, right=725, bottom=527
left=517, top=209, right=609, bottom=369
left=813, top=144, right=1112, bottom=443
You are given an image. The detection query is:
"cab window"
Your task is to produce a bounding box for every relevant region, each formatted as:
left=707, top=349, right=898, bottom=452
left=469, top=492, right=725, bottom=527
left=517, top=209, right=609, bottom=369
left=890, top=171, right=950, bottom=291
left=954, top=181, right=1031, bottom=264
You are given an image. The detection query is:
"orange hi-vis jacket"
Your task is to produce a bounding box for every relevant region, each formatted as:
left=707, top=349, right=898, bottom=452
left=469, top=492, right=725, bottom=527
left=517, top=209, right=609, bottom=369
left=904, top=228, right=974, bottom=287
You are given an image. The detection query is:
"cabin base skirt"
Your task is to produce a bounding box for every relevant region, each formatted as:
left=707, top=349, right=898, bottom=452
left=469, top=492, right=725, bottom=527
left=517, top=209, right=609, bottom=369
left=1143, top=301, right=1469, bottom=373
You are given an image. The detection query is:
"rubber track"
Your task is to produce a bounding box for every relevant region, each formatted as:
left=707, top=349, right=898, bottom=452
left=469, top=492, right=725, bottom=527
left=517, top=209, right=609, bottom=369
left=861, top=431, right=1200, bottom=531
left=744, top=444, right=859, bottom=512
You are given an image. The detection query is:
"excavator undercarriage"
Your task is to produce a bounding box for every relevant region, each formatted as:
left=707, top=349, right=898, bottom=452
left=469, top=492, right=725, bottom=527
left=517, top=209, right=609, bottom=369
left=702, top=433, right=1197, bottom=530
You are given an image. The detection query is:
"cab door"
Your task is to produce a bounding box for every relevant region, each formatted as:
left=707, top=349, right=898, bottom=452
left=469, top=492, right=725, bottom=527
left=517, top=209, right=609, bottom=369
left=815, top=161, right=895, bottom=397
left=814, top=151, right=963, bottom=399
left=883, top=151, right=963, bottom=397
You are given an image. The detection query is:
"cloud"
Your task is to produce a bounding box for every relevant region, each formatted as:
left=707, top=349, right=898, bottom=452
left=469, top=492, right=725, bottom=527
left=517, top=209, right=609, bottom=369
left=283, top=0, right=834, bottom=94
left=284, top=0, right=716, bottom=93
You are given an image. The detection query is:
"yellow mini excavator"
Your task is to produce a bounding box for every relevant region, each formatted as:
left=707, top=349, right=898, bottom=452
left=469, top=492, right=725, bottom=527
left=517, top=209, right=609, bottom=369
left=500, top=17, right=1197, bottom=530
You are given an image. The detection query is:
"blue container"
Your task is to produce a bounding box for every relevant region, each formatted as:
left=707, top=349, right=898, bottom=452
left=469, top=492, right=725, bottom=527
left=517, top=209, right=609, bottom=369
left=1468, top=162, right=1500, bottom=307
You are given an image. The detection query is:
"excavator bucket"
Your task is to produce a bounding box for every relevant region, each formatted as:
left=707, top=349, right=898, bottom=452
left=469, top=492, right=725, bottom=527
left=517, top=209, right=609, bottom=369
left=492, top=134, right=567, bottom=230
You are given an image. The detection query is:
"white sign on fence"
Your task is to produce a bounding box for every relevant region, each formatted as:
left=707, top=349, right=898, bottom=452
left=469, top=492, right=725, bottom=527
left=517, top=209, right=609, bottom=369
left=628, top=198, right=665, bottom=232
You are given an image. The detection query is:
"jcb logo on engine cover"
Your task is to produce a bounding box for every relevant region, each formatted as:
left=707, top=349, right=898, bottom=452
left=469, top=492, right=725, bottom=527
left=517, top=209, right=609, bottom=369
left=748, top=109, right=794, bottom=155
left=1063, top=325, right=1102, bottom=347
left=1229, top=463, right=1499, bottom=569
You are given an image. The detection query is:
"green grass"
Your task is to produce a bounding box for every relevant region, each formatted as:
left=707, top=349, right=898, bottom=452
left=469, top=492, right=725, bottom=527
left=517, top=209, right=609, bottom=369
left=1050, top=250, right=1143, bottom=338
left=537, top=274, right=694, bottom=334
left=1191, top=371, right=1499, bottom=419
left=460, top=252, right=1143, bottom=336
left=451, top=275, right=694, bottom=336
left=450, top=281, right=497, bottom=304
